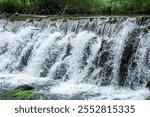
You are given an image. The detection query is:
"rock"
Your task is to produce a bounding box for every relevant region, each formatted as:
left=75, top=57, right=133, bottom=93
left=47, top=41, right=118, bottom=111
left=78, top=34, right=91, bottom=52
left=119, top=28, right=141, bottom=86
left=143, top=27, right=150, bottom=33
left=0, top=89, right=35, bottom=100
left=53, top=63, right=67, bottom=80
left=14, top=85, right=35, bottom=91
left=18, top=46, right=33, bottom=71
left=14, top=12, right=18, bottom=16
left=0, top=85, right=35, bottom=100
left=92, top=39, right=113, bottom=85
left=146, top=81, right=150, bottom=90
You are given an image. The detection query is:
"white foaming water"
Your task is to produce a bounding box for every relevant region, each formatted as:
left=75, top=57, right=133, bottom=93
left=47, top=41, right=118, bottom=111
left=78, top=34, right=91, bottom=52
left=50, top=82, right=150, bottom=100
left=0, top=17, right=150, bottom=99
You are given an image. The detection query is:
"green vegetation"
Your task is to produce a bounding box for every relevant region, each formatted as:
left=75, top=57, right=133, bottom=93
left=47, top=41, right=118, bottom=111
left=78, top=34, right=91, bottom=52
left=145, top=95, right=150, bottom=100
left=6, top=14, right=36, bottom=21
left=143, top=27, right=150, bottom=33
left=146, top=96, right=150, bottom=100
left=0, top=0, right=150, bottom=15
left=0, top=89, right=35, bottom=100
left=0, top=89, right=34, bottom=100
left=0, top=85, right=35, bottom=100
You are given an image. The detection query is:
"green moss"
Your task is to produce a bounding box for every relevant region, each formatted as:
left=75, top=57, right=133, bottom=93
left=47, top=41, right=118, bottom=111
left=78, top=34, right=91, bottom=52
left=5, top=14, right=98, bottom=22
left=145, top=96, right=150, bottom=100
left=6, top=15, right=34, bottom=22
left=48, top=16, right=92, bottom=21
left=0, top=89, right=34, bottom=100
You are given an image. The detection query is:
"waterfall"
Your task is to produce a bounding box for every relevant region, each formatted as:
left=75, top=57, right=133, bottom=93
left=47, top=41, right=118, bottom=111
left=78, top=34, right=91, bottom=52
left=0, top=16, right=150, bottom=99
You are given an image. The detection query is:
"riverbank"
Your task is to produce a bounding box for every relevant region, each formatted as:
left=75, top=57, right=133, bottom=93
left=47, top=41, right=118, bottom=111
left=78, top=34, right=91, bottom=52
left=0, top=0, right=150, bottom=15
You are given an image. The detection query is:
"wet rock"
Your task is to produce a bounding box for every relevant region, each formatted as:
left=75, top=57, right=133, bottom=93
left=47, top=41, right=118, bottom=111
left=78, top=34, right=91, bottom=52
left=18, top=46, right=33, bottom=71
left=53, top=64, right=67, bottom=80
left=0, top=85, right=35, bottom=100
left=107, top=18, right=118, bottom=24
left=0, top=44, right=8, bottom=55
left=119, top=28, right=141, bottom=86
left=14, top=12, right=18, bottom=16
left=0, top=89, right=35, bottom=100
left=136, top=17, right=150, bottom=26
left=40, top=50, right=59, bottom=77
left=144, top=49, right=150, bottom=68
left=146, top=81, right=150, bottom=90
left=62, top=43, right=72, bottom=60
left=14, top=85, right=35, bottom=91
left=93, top=40, right=113, bottom=85
left=93, top=40, right=111, bottom=68
left=143, top=26, right=150, bottom=33
left=81, top=38, right=97, bottom=69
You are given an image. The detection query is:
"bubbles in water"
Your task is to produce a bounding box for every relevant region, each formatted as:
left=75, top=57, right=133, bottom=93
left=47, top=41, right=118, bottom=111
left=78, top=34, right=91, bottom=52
left=0, top=17, right=150, bottom=99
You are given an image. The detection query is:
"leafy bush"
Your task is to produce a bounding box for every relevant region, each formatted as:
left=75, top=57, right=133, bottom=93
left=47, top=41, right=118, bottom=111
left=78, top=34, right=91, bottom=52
left=0, top=0, right=150, bottom=15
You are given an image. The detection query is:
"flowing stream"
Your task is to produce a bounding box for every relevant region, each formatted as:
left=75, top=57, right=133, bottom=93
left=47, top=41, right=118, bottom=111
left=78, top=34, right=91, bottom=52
left=0, top=16, right=150, bottom=99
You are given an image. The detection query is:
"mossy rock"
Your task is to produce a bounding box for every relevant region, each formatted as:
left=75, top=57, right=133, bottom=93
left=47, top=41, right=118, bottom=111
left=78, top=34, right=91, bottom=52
left=6, top=15, right=34, bottom=21
left=143, top=27, right=150, bottom=33
left=145, top=96, right=150, bottom=100
left=0, top=85, right=35, bottom=100
left=0, top=89, right=35, bottom=100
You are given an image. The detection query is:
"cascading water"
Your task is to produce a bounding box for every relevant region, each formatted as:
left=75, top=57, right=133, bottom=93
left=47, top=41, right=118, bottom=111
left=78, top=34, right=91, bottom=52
left=0, top=16, right=150, bottom=99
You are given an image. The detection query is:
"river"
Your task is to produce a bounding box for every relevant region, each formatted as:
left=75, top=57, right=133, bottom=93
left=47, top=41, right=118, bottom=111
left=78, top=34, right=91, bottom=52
left=0, top=16, right=150, bottom=99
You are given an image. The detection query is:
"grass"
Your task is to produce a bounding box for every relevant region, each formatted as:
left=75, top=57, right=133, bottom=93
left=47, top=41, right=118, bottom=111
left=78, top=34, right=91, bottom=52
left=0, top=89, right=35, bottom=100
